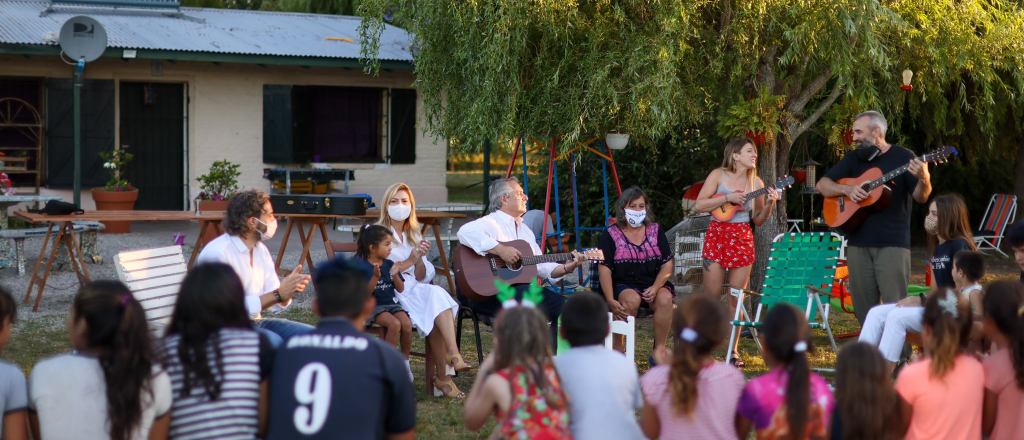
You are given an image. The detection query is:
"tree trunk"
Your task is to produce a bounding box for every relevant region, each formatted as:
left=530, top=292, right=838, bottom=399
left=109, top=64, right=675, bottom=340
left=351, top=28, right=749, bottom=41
left=1015, top=137, right=1024, bottom=222
left=747, top=135, right=789, bottom=293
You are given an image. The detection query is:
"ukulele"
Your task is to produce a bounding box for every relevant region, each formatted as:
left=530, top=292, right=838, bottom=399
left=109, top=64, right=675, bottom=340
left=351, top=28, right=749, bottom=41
left=453, top=240, right=604, bottom=301
left=823, top=146, right=958, bottom=232
left=710, top=175, right=795, bottom=222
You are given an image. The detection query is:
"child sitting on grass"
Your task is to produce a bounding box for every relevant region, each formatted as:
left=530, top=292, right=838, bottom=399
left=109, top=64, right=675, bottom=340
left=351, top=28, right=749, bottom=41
left=0, top=287, right=28, bottom=440
left=555, top=293, right=644, bottom=440
left=640, top=294, right=744, bottom=440
left=355, top=224, right=412, bottom=379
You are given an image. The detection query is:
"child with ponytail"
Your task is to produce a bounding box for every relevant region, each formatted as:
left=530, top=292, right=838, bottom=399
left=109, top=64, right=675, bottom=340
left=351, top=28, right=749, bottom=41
left=736, top=304, right=834, bottom=440
left=355, top=224, right=412, bottom=378
left=639, top=294, right=744, bottom=440
left=981, top=281, right=1024, bottom=440
left=896, top=289, right=982, bottom=440
left=464, top=296, right=572, bottom=440
left=28, top=280, right=172, bottom=440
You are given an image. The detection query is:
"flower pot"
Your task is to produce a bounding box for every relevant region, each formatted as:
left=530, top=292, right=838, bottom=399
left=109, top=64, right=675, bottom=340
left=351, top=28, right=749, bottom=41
left=605, top=133, right=631, bottom=150
left=199, top=199, right=230, bottom=212
left=91, top=188, right=138, bottom=234
left=842, top=130, right=855, bottom=145
left=745, top=130, right=768, bottom=146
left=791, top=169, right=807, bottom=183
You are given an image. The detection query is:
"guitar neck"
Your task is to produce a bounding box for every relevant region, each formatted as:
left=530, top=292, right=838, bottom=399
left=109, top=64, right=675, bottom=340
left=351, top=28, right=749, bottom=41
left=520, top=253, right=574, bottom=266
left=866, top=153, right=938, bottom=191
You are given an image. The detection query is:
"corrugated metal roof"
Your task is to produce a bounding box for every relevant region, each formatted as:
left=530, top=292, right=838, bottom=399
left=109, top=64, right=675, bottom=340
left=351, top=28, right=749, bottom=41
left=0, top=0, right=413, bottom=61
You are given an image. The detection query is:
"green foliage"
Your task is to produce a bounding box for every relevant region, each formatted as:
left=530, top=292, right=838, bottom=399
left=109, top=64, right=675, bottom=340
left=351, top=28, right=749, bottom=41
left=98, top=150, right=134, bottom=192
left=196, top=159, right=242, bottom=201
left=717, top=90, right=789, bottom=143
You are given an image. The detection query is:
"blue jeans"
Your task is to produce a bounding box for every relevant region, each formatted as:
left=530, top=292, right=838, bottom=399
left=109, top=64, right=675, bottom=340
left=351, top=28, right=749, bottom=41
left=254, top=318, right=314, bottom=348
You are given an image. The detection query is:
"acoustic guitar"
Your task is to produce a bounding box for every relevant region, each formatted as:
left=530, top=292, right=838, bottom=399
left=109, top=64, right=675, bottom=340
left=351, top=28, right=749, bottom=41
left=453, top=240, right=604, bottom=301
left=710, top=175, right=795, bottom=222
left=823, top=146, right=958, bottom=232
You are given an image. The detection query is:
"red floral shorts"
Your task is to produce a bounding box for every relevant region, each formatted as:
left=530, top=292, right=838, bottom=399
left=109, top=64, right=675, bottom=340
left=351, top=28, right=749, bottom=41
left=702, top=220, right=755, bottom=269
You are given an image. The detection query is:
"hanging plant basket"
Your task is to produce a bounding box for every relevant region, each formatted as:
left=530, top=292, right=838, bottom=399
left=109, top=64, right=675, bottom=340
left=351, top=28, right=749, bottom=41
left=791, top=168, right=807, bottom=183
left=842, top=130, right=855, bottom=146
left=745, top=130, right=768, bottom=146
left=605, top=133, right=631, bottom=150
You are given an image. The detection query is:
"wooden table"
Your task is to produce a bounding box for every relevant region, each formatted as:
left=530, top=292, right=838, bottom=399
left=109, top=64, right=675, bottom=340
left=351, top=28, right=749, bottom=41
left=14, top=210, right=225, bottom=311
left=275, top=210, right=467, bottom=292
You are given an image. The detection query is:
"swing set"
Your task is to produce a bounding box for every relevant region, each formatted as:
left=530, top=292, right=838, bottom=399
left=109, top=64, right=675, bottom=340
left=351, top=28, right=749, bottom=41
left=500, top=135, right=625, bottom=291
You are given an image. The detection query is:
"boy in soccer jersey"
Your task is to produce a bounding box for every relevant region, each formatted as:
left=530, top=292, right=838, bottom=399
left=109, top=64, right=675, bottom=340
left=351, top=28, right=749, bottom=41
left=266, top=256, right=416, bottom=440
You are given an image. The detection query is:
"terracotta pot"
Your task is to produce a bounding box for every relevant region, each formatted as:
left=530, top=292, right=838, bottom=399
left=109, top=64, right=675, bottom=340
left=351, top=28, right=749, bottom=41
left=91, top=188, right=138, bottom=234
left=745, top=130, right=768, bottom=146
left=791, top=169, right=807, bottom=183
left=842, top=130, right=855, bottom=145
left=197, top=200, right=229, bottom=245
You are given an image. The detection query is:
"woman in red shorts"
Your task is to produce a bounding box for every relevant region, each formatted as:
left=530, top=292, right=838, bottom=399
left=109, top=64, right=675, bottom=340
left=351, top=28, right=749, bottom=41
left=694, top=137, right=778, bottom=365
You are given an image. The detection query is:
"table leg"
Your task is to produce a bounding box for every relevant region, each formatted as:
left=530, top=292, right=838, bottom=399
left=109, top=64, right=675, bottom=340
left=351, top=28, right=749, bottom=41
left=187, top=220, right=211, bottom=269
left=24, top=222, right=55, bottom=306
left=297, top=220, right=319, bottom=274
left=30, top=222, right=70, bottom=312
left=432, top=223, right=457, bottom=297
left=274, top=219, right=296, bottom=275
left=315, top=221, right=330, bottom=274
left=63, top=226, right=91, bottom=285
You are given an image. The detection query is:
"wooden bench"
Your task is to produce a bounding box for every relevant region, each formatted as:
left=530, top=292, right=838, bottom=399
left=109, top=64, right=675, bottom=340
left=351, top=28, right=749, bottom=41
left=0, top=221, right=105, bottom=275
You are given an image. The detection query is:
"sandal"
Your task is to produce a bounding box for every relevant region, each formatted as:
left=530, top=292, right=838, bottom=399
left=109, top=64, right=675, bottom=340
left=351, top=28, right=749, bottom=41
left=730, top=355, right=746, bottom=368
left=433, top=376, right=466, bottom=398
left=447, top=354, right=474, bottom=372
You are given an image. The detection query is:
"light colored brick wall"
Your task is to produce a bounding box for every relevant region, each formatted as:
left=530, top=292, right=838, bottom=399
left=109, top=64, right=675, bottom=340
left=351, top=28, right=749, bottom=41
left=0, top=54, right=448, bottom=209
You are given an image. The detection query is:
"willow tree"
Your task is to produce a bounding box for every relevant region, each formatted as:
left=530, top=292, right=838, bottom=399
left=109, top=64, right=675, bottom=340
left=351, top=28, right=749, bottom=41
left=359, top=0, right=1024, bottom=289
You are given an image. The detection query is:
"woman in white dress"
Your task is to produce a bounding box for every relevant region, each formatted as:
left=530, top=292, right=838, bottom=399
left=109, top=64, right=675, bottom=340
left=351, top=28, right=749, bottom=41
left=376, top=182, right=472, bottom=398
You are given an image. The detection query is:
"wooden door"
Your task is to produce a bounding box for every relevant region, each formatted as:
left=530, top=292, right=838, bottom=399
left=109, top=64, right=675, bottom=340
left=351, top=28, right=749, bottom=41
left=120, top=82, right=185, bottom=210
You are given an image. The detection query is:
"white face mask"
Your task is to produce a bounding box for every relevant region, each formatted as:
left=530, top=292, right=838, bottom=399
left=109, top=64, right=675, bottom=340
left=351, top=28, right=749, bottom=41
left=255, top=218, right=277, bottom=240
left=624, top=209, right=647, bottom=227
left=388, top=204, right=412, bottom=222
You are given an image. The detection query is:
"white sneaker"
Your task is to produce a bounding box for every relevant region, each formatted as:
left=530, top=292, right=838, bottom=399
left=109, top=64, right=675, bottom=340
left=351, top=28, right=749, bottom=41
left=405, top=359, right=413, bottom=382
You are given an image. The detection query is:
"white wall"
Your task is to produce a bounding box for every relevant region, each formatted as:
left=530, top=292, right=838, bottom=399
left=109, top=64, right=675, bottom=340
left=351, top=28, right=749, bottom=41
left=0, top=54, right=448, bottom=209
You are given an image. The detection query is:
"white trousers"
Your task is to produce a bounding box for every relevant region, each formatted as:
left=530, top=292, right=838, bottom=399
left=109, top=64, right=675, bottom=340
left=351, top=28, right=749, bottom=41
left=857, top=304, right=924, bottom=362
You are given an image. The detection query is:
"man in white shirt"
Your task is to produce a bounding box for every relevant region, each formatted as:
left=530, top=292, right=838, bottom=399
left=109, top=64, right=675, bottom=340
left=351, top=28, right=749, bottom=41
left=457, top=177, right=585, bottom=344
left=196, top=189, right=313, bottom=347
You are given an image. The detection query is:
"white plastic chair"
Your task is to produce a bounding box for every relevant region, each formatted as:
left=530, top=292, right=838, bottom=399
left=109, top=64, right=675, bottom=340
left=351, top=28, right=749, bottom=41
left=604, top=312, right=636, bottom=361
left=114, top=245, right=187, bottom=337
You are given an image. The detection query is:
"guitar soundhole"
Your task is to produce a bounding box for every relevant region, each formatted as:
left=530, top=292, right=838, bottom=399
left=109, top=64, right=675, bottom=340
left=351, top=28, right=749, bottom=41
left=494, top=258, right=522, bottom=271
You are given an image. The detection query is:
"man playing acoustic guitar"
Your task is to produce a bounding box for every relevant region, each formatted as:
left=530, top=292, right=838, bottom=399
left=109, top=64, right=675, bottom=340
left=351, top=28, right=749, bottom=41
left=456, top=177, right=586, bottom=347
left=816, top=111, right=932, bottom=325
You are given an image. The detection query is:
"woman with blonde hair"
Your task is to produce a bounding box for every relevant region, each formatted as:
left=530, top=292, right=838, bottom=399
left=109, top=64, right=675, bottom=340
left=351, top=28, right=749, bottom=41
left=376, top=182, right=471, bottom=398
left=694, top=137, right=779, bottom=366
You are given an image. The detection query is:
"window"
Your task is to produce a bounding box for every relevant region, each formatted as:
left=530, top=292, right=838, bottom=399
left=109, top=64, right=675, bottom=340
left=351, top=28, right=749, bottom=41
left=263, top=85, right=417, bottom=165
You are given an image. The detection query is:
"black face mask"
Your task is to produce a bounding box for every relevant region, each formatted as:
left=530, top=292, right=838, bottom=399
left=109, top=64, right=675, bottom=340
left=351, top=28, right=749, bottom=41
left=855, top=145, right=881, bottom=162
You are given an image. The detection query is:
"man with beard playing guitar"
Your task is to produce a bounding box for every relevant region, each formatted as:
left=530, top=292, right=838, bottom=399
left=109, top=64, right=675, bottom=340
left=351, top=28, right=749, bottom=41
left=816, top=111, right=931, bottom=325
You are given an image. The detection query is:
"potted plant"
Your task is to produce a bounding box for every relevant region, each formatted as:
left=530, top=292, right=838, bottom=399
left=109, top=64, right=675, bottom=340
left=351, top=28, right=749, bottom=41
left=717, top=90, right=788, bottom=146
left=790, top=166, right=807, bottom=183
left=91, top=149, right=136, bottom=234
left=195, top=159, right=241, bottom=213
left=1, top=172, right=15, bottom=196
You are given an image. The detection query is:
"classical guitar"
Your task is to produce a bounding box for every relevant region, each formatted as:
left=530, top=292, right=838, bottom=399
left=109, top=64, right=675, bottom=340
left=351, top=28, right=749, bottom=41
left=453, top=240, right=604, bottom=301
left=710, top=175, right=795, bottom=222
left=823, top=146, right=958, bottom=232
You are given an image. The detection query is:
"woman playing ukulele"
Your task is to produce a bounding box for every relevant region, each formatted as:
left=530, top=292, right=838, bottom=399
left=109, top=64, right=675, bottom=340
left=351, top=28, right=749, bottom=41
left=693, top=137, right=779, bottom=366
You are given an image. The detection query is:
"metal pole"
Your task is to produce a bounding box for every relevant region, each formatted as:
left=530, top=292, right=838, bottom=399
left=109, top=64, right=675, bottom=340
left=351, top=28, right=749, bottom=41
left=505, top=137, right=520, bottom=179
left=73, top=60, right=84, bottom=207
left=520, top=136, right=528, bottom=198
left=605, top=142, right=623, bottom=196
left=601, top=154, right=610, bottom=226
left=540, top=138, right=556, bottom=254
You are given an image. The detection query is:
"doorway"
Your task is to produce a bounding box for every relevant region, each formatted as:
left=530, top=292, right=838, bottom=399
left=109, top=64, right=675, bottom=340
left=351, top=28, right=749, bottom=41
left=120, top=82, right=185, bottom=210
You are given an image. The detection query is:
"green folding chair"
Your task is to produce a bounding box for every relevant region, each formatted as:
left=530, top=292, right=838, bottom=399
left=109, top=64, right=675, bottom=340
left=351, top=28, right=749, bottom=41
left=726, top=232, right=842, bottom=365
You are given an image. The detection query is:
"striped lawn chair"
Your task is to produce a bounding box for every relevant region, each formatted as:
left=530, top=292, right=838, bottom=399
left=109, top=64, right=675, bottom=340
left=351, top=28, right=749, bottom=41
left=726, top=233, right=842, bottom=371
left=974, top=194, right=1017, bottom=258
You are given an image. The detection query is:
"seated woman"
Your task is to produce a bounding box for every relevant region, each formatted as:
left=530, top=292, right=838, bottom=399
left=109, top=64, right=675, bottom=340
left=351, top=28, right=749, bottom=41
left=597, top=186, right=674, bottom=365
left=375, top=182, right=473, bottom=398
left=858, top=193, right=980, bottom=366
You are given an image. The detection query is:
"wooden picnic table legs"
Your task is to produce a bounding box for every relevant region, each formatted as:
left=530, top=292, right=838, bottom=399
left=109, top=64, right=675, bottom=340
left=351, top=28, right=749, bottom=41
left=23, top=221, right=91, bottom=312
left=187, top=219, right=224, bottom=269
left=275, top=217, right=329, bottom=277
left=420, top=218, right=457, bottom=296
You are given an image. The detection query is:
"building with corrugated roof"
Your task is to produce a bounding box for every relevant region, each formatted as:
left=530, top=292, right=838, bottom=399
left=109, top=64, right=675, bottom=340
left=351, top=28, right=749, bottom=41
left=0, top=0, right=447, bottom=209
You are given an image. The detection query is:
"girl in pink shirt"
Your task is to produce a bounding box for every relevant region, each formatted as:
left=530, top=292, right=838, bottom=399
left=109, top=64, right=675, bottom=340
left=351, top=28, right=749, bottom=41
left=896, top=289, right=983, bottom=440
left=736, top=304, right=834, bottom=440
left=639, top=294, right=745, bottom=440
left=981, top=281, right=1024, bottom=440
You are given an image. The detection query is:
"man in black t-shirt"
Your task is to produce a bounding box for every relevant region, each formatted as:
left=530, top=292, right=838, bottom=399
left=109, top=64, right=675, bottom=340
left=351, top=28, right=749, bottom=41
left=266, top=256, right=416, bottom=440
left=816, top=111, right=932, bottom=325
